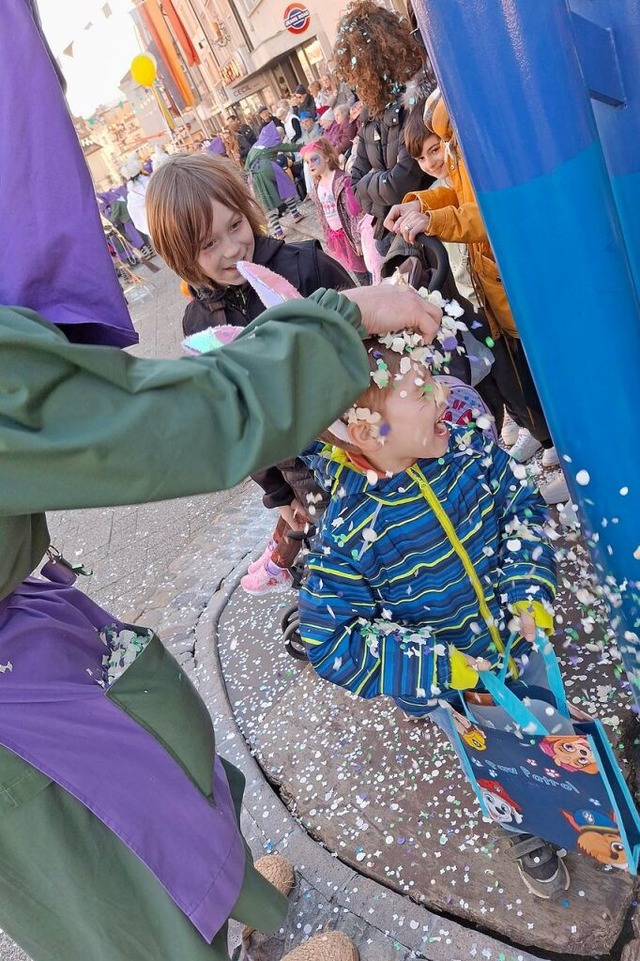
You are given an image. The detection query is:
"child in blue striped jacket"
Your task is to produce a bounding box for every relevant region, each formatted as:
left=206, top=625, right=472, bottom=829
left=299, top=331, right=569, bottom=899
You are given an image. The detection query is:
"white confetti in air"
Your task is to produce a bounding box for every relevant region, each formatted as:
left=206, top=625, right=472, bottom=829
left=620, top=486, right=629, bottom=496
left=575, top=469, right=590, bottom=486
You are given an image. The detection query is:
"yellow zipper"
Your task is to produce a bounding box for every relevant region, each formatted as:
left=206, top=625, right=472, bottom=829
left=407, top=464, right=518, bottom=676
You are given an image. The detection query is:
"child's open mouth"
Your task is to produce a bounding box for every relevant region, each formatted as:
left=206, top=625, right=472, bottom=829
left=435, top=417, right=449, bottom=437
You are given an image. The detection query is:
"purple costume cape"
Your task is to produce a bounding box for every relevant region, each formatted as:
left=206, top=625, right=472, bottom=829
left=0, top=0, right=137, bottom=348
left=0, top=580, right=246, bottom=941
left=254, top=123, right=297, bottom=202
left=0, top=0, right=250, bottom=942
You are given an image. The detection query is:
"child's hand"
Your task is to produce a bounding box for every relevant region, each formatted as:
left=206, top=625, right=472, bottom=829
left=383, top=199, right=421, bottom=232
left=343, top=285, right=442, bottom=342
left=278, top=498, right=311, bottom=532
left=462, top=653, right=492, bottom=672
left=393, top=210, right=432, bottom=243
left=518, top=610, right=537, bottom=643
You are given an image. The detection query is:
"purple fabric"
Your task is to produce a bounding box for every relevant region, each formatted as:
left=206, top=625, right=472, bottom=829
left=0, top=578, right=246, bottom=941
left=206, top=137, right=226, bottom=156
left=256, top=121, right=282, bottom=149
left=0, top=0, right=137, bottom=348
left=272, top=162, right=297, bottom=201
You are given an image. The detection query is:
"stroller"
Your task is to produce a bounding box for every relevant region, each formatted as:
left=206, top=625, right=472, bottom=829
left=280, top=235, right=499, bottom=661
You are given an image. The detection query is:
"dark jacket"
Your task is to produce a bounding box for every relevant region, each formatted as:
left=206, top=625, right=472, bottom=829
left=294, top=94, right=316, bottom=117
left=350, top=100, right=433, bottom=240
left=236, top=124, right=256, bottom=163
left=182, top=235, right=351, bottom=333
left=183, top=234, right=353, bottom=508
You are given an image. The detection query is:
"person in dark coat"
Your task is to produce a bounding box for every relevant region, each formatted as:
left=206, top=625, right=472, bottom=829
left=147, top=152, right=354, bottom=594
left=293, top=83, right=316, bottom=118
left=333, top=0, right=436, bottom=252
left=225, top=114, right=256, bottom=162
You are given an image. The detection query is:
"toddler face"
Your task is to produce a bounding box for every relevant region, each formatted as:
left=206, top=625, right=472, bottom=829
left=378, top=372, right=450, bottom=466
left=416, top=134, right=447, bottom=180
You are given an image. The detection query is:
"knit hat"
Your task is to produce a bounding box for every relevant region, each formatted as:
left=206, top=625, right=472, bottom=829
left=299, top=111, right=312, bottom=119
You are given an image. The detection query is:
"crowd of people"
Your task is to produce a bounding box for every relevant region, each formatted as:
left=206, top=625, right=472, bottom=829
left=0, top=1, right=604, bottom=961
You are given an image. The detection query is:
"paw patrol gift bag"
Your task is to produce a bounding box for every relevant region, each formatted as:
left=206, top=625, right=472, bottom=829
left=443, top=633, right=640, bottom=873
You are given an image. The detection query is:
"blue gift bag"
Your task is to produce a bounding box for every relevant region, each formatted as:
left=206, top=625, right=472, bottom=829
left=444, top=632, right=640, bottom=873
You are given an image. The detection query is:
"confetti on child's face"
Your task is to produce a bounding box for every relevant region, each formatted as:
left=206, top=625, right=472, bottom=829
left=372, top=373, right=451, bottom=468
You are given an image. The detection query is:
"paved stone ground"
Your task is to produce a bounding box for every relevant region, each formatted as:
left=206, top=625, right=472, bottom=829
left=217, top=560, right=635, bottom=959
left=2, top=207, right=637, bottom=961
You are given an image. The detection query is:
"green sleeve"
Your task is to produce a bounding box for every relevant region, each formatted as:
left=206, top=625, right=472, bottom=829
left=0, top=290, right=368, bottom=515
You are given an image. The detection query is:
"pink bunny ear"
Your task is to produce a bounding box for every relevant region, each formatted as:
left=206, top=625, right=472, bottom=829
left=182, top=325, right=244, bottom=355
left=236, top=260, right=303, bottom=307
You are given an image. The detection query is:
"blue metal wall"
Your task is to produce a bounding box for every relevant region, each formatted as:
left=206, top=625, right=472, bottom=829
left=411, top=0, right=640, bottom=697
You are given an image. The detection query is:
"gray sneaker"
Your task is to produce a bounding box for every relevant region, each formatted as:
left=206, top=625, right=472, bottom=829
left=507, top=833, right=570, bottom=899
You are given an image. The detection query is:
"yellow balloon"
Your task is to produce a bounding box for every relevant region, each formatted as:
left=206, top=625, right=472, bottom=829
left=131, top=54, right=157, bottom=87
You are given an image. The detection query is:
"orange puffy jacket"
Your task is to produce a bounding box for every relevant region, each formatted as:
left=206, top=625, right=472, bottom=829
left=403, top=98, right=517, bottom=339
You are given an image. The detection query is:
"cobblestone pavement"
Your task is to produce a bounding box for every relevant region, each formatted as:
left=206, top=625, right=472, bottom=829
left=3, top=207, right=636, bottom=961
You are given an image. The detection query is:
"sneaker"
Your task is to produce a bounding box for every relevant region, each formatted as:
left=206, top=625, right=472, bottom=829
left=240, top=562, right=293, bottom=596
left=539, top=473, right=570, bottom=505
left=541, top=445, right=560, bottom=467
left=248, top=540, right=276, bottom=574
left=508, top=428, right=543, bottom=463
left=507, top=833, right=570, bottom=899
left=291, top=211, right=304, bottom=223
left=272, top=228, right=285, bottom=240
left=501, top=412, right=519, bottom=447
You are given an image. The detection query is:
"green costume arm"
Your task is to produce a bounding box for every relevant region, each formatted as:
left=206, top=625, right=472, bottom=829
left=0, top=290, right=368, bottom=514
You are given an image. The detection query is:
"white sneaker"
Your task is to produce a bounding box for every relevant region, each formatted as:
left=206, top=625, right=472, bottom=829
left=541, top=446, right=560, bottom=467
left=508, top=429, right=543, bottom=463
left=539, top=474, right=570, bottom=505
left=501, top=413, right=519, bottom=447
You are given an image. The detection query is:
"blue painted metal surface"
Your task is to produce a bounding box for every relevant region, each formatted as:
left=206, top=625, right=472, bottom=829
left=412, top=0, right=640, bottom=698
left=569, top=0, right=640, bottom=297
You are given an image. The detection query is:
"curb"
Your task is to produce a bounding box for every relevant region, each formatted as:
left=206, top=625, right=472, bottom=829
left=192, top=561, right=551, bottom=961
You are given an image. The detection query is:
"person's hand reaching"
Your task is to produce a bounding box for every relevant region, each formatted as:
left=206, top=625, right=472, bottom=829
left=342, top=285, right=442, bottom=343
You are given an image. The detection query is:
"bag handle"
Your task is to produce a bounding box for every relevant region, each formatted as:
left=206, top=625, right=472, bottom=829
left=475, top=669, right=551, bottom=735
left=495, top=629, right=569, bottom=716
left=475, top=629, right=570, bottom=733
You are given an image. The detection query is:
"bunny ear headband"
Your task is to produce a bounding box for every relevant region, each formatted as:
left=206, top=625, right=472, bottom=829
left=182, top=261, right=350, bottom=445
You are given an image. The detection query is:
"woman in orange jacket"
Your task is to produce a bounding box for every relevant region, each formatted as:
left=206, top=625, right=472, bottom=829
left=385, top=90, right=568, bottom=504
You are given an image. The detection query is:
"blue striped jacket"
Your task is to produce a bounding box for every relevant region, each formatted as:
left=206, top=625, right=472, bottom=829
left=299, top=429, right=556, bottom=715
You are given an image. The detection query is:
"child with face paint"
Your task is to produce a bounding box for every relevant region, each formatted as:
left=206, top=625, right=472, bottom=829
left=299, top=333, right=571, bottom=899
left=300, top=138, right=369, bottom=285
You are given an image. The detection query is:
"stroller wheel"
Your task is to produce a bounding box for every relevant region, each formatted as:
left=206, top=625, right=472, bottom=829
left=280, top=602, right=299, bottom=633
left=283, top=620, right=308, bottom=661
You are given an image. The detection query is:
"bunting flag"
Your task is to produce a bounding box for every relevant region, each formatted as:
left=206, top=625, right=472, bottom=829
left=102, top=2, right=112, bottom=17
left=0, top=0, right=138, bottom=347
left=62, top=41, right=74, bottom=57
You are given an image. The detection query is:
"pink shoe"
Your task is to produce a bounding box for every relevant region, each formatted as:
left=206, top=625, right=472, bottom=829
left=248, top=540, right=276, bottom=575
left=241, top=563, right=293, bottom=596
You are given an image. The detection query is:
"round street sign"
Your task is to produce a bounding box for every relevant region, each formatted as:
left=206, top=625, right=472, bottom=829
left=283, top=3, right=310, bottom=34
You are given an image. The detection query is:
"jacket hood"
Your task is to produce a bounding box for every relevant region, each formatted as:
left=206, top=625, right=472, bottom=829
left=431, top=97, right=453, bottom=141
left=312, top=426, right=484, bottom=500
left=255, top=122, right=281, bottom=148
